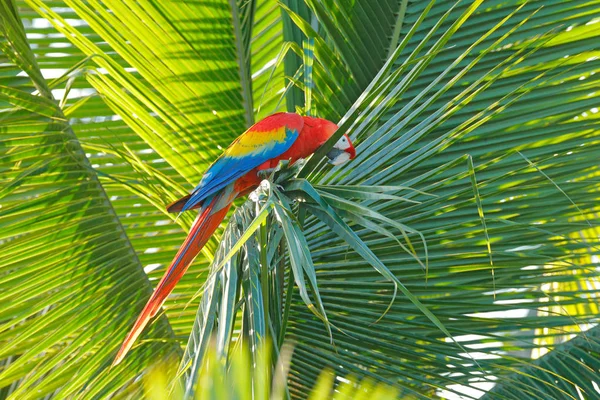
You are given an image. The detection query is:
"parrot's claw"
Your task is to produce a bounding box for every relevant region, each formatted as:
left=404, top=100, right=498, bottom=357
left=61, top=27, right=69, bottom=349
left=256, top=158, right=305, bottom=188
left=257, top=168, right=275, bottom=179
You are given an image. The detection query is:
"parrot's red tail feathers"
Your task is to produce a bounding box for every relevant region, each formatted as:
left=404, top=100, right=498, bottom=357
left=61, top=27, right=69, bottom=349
left=112, top=198, right=232, bottom=366
left=166, top=194, right=194, bottom=213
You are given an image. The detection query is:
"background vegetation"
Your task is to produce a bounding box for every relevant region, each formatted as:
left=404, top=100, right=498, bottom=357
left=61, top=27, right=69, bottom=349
left=1, top=0, right=600, bottom=399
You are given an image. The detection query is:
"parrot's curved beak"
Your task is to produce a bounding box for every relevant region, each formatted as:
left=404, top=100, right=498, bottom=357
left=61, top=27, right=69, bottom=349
left=326, top=134, right=356, bottom=165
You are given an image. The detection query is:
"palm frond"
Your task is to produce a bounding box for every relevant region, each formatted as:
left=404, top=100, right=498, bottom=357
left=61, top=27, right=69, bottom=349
left=2, top=0, right=600, bottom=398
left=484, top=324, right=600, bottom=399
left=282, top=0, right=600, bottom=397
left=0, top=4, right=178, bottom=397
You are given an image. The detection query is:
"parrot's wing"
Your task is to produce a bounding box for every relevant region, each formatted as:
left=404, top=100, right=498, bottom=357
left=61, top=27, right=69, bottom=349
left=181, top=113, right=304, bottom=211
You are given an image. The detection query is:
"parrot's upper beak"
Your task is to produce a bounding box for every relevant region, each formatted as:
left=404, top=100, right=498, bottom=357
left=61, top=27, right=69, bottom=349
left=326, top=134, right=356, bottom=166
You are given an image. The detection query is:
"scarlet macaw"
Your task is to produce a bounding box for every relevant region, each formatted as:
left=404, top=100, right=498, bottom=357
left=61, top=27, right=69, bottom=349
left=113, top=112, right=355, bottom=365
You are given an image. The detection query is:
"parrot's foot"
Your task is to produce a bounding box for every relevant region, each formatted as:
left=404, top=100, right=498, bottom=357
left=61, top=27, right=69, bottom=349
left=257, top=168, right=275, bottom=179
left=256, top=158, right=305, bottom=188
left=274, top=158, right=304, bottom=185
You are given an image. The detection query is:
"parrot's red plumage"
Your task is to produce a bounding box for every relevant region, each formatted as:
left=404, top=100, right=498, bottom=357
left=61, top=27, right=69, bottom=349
left=113, top=113, right=355, bottom=365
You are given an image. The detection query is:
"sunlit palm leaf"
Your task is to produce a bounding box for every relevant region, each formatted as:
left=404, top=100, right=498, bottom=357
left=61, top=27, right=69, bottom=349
left=0, top=4, right=178, bottom=398
left=484, top=324, right=600, bottom=399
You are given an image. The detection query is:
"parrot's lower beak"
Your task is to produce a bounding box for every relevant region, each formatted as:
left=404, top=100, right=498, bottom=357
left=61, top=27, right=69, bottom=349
left=326, top=148, right=351, bottom=166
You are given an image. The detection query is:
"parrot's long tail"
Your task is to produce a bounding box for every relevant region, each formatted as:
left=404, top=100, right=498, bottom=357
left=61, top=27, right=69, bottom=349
left=112, top=195, right=233, bottom=366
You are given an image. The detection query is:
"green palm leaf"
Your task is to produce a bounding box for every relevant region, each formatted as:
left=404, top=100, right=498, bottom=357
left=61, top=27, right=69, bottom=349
left=0, top=4, right=178, bottom=398
left=1, top=0, right=600, bottom=399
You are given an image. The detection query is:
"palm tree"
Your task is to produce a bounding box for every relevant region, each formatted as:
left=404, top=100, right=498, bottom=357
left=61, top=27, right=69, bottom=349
left=1, top=0, right=600, bottom=398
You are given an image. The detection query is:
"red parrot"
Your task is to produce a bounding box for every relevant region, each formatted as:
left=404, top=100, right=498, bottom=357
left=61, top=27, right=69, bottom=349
left=113, top=112, right=355, bottom=365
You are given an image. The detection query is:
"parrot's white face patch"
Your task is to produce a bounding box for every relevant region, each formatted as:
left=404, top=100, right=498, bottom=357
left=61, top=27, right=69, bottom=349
left=326, top=134, right=354, bottom=165
left=334, top=135, right=352, bottom=151
left=328, top=151, right=351, bottom=166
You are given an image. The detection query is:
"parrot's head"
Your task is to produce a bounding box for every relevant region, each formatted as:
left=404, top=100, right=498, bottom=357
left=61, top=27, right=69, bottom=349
left=303, top=116, right=356, bottom=165
left=326, top=133, right=356, bottom=166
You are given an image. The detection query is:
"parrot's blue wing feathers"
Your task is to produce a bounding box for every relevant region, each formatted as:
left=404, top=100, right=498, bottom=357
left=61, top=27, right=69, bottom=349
left=181, top=114, right=304, bottom=211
